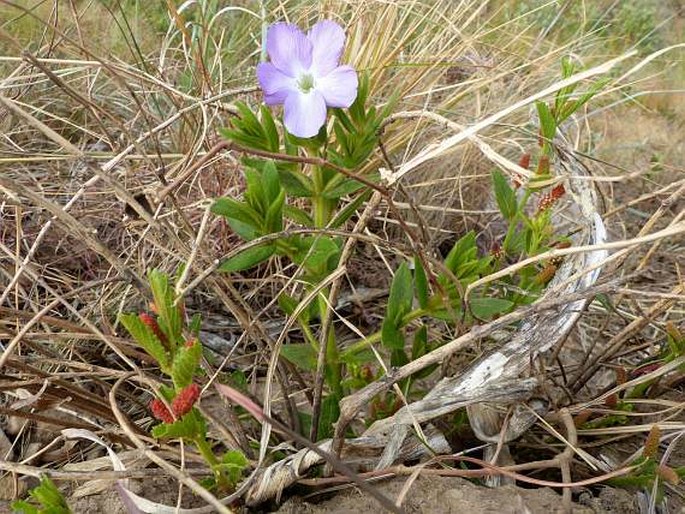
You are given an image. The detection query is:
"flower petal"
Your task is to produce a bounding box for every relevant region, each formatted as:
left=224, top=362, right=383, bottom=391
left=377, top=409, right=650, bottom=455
left=257, top=62, right=296, bottom=105
left=283, top=90, right=327, bottom=138
left=308, top=20, right=346, bottom=76
left=316, top=65, right=358, bottom=108
left=266, top=22, right=312, bottom=77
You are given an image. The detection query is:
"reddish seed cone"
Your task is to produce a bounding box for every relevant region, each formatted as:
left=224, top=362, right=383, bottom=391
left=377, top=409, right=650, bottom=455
left=643, top=424, right=661, bottom=458
left=139, top=312, right=168, bottom=344
left=150, top=398, right=174, bottom=423
left=604, top=393, right=618, bottom=409
left=171, top=383, right=201, bottom=417
left=536, top=155, right=550, bottom=175
left=513, top=153, right=531, bottom=189
left=537, top=184, right=566, bottom=213
left=490, top=242, right=504, bottom=260
left=657, top=465, right=680, bottom=485
left=573, top=410, right=592, bottom=428
left=534, top=263, right=557, bottom=285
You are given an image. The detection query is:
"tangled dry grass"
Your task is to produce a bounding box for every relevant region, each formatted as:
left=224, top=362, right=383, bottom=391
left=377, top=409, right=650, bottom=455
left=1, top=1, right=684, bottom=513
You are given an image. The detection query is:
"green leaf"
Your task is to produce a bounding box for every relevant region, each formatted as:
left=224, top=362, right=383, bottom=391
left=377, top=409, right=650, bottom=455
left=411, top=325, right=428, bottom=360
left=321, top=177, right=367, bottom=199
left=317, top=394, right=341, bottom=440
left=244, top=168, right=267, bottom=215
left=559, top=78, right=609, bottom=123
left=219, top=449, right=249, bottom=484
left=414, top=257, right=429, bottom=309
left=348, top=72, right=369, bottom=122
left=277, top=292, right=297, bottom=316
left=560, top=55, right=576, bottom=79
left=10, top=500, right=40, bottom=514
left=220, top=102, right=277, bottom=152
left=229, top=218, right=261, bottom=241
left=264, top=190, right=285, bottom=233
left=219, top=244, right=276, bottom=273
left=329, top=189, right=372, bottom=229
left=119, top=313, right=170, bottom=371
left=535, top=101, right=557, bottom=146
left=280, top=343, right=318, bottom=371
left=211, top=198, right=262, bottom=233
left=152, top=409, right=205, bottom=440
left=470, top=297, right=514, bottom=319
left=13, top=476, right=71, bottom=514
left=148, top=269, right=183, bottom=345
left=292, top=237, right=340, bottom=277
left=261, top=161, right=282, bottom=206
left=387, top=262, right=413, bottom=323
left=283, top=205, right=314, bottom=227
left=381, top=319, right=405, bottom=351
left=171, top=341, right=203, bottom=389
left=278, top=292, right=313, bottom=324
left=444, top=231, right=477, bottom=276
left=340, top=348, right=375, bottom=365
left=492, top=170, right=517, bottom=221
left=277, top=167, right=314, bottom=197
left=391, top=348, right=409, bottom=368
left=259, top=105, right=279, bottom=152
left=189, top=313, right=202, bottom=334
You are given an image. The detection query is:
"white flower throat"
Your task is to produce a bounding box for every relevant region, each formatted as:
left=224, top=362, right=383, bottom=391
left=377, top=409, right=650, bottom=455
left=297, top=72, right=315, bottom=93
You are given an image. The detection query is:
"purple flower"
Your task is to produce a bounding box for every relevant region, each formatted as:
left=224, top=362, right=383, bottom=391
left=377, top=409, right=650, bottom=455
left=257, top=20, right=358, bottom=138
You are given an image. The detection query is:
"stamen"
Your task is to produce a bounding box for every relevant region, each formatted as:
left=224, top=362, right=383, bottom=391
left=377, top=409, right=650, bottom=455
left=297, top=73, right=315, bottom=93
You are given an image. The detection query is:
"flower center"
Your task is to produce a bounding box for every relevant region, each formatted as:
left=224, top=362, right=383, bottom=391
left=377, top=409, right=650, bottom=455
left=297, top=73, right=315, bottom=93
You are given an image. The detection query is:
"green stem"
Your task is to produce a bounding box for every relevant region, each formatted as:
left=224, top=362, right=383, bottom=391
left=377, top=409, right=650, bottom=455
left=502, top=219, right=518, bottom=255
left=341, top=307, right=427, bottom=359
left=313, top=195, right=330, bottom=227
left=300, top=320, right=319, bottom=351
left=195, top=436, right=219, bottom=468
left=195, top=436, right=229, bottom=488
left=326, top=325, right=342, bottom=398
left=312, top=164, right=327, bottom=227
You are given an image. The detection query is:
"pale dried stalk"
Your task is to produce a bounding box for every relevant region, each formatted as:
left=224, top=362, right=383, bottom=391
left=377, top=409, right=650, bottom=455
left=245, top=426, right=449, bottom=506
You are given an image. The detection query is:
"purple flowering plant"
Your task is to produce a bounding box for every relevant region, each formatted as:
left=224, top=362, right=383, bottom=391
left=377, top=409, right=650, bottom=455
left=211, top=19, right=394, bottom=279
left=211, top=18, right=398, bottom=438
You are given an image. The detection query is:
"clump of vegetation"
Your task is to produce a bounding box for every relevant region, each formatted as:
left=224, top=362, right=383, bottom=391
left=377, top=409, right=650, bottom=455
left=12, top=477, right=71, bottom=514
left=1, top=1, right=683, bottom=512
